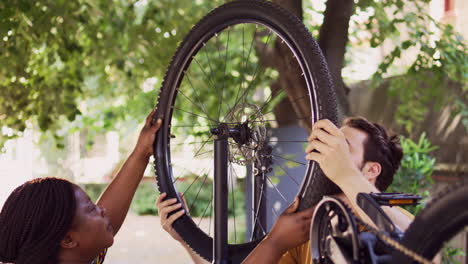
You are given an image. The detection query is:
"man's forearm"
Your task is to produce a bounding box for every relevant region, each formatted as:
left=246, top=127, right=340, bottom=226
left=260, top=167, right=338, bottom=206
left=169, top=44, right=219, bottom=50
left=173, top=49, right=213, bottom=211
left=340, top=173, right=412, bottom=230
left=98, top=151, right=149, bottom=234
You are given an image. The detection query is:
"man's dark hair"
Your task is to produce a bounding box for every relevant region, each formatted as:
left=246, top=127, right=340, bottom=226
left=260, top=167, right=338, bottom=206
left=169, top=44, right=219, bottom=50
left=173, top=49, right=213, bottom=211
left=344, top=117, right=403, bottom=191
left=0, top=177, right=77, bottom=264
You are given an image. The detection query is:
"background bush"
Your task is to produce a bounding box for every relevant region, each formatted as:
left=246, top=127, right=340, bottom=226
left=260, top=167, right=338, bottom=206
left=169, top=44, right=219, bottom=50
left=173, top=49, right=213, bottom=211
left=387, top=133, right=437, bottom=215
left=83, top=178, right=245, bottom=218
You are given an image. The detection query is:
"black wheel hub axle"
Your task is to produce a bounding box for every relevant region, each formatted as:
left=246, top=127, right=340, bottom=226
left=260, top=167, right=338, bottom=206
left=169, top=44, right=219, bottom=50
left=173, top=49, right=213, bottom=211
left=210, top=122, right=251, bottom=145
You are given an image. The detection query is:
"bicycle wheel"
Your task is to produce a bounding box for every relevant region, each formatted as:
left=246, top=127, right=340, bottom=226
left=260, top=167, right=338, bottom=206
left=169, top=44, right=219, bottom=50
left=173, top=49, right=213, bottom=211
left=392, top=180, right=468, bottom=263
left=154, top=0, right=339, bottom=262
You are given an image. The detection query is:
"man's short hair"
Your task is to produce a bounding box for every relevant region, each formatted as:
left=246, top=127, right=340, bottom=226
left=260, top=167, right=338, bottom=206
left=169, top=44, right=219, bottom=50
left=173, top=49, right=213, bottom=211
left=344, top=117, right=403, bottom=191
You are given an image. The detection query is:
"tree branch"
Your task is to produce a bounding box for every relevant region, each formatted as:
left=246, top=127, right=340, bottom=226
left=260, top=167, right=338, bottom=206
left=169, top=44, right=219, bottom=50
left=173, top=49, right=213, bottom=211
left=318, top=0, right=354, bottom=117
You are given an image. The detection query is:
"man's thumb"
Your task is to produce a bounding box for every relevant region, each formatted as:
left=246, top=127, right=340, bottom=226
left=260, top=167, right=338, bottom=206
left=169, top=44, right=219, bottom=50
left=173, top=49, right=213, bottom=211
left=285, top=197, right=299, bottom=213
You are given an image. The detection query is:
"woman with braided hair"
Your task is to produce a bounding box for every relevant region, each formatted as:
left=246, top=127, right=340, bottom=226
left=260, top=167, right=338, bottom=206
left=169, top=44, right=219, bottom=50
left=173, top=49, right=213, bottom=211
left=0, top=110, right=162, bottom=264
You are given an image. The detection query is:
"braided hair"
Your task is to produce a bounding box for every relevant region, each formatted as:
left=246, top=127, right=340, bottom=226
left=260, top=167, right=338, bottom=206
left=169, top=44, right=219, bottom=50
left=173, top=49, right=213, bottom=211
left=344, top=117, right=403, bottom=192
left=0, top=177, right=77, bottom=264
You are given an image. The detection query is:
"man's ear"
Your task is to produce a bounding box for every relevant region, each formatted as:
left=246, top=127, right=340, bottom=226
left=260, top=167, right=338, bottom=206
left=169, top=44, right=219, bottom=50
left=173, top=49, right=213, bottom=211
left=60, top=233, right=78, bottom=249
left=362, top=162, right=381, bottom=185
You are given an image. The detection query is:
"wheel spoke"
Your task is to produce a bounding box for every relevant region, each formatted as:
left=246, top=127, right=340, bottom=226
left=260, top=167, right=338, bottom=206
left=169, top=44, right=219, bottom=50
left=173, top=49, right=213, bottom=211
left=259, top=93, right=312, bottom=118
left=193, top=56, right=218, bottom=97
left=218, top=26, right=231, bottom=121
left=264, top=174, right=288, bottom=203
left=208, top=197, right=213, bottom=236
left=182, top=173, right=203, bottom=196
left=259, top=182, right=280, bottom=219
left=270, top=153, right=306, bottom=166
left=193, top=135, right=214, bottom=157
left=251, top=177, right=267, bottom=240
left=188, top=171, right=211, bottom=213
left=239, top=30, right=272, bottom=109
left=184, top=71, right=213, bottom=122
left=233, top=24, right=256, bottom=116
left=178, top=89, right=213, bottom=122
left=174, top=107, right=219, bottom=124
left=254, top=88, right=286, bottom=117
left=198, top=196, right=214, bottom=227
left=172, top=166, right=191, bottom=184
left=172, top=138, right=213, bottom=146
left=193, top=149, right=213, bottom=158
left=223, top=30, right=272, bottom=123
left=271, top=156, right=301, bottom=186
left=229, top=163, right=237, bottom=243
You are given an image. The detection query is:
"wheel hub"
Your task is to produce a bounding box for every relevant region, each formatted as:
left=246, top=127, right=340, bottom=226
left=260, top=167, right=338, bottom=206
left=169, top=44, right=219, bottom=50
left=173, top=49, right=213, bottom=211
left=209, top=103, right=271, bottom=169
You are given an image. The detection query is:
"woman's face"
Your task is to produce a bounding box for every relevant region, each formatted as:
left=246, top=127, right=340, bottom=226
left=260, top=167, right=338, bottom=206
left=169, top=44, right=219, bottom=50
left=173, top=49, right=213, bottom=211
left=68, top=187, right=114, bottom=255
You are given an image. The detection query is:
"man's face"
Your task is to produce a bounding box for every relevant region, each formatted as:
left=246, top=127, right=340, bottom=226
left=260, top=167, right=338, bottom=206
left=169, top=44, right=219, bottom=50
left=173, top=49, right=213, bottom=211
left=340, top=125, right=368, bottom=170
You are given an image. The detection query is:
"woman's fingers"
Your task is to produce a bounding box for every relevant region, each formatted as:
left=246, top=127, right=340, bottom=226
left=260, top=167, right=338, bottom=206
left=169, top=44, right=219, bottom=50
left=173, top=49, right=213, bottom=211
left=146, top=108, right=157, bottom=125
left=151, top=118, right=163, bottom=133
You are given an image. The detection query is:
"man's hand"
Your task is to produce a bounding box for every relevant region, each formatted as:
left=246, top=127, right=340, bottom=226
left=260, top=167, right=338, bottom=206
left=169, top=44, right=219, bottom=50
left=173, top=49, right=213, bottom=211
left=305, top=119, right=361, bottom=187
left=133, top=108, right=163, bottom=159
left=265, top=197, right=314, bottom=253
left=156, top=192, right=186, bottom=242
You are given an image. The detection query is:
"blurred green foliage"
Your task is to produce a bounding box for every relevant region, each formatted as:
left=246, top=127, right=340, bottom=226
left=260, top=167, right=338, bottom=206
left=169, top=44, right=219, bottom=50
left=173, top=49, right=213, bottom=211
left=83, top=179, right=245, bottom=218
left=1, top=0, right=466, bottom=149
left=442, top=246, right=466, bottom=264
left=84, top=181, right=160, bottom=215
left=387, top=133, right=437, bottom=215
left=0, top=0, right=227, bottom=149
left=357, top=0, right=467, bottom=132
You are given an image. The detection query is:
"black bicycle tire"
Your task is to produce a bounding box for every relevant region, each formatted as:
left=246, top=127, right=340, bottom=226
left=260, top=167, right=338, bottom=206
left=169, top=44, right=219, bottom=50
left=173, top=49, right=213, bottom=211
left=392, top=180, right=468, bottom=263
left=153, top=0, right=339, bottom=262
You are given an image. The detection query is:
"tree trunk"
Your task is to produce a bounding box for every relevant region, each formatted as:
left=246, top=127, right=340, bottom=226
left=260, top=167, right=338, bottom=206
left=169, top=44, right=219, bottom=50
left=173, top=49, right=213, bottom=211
left=318, top=0, right=354, bottom=119
left=259, top=0, right=353, bottom=128
left=258, top=0, right=313, bottom=130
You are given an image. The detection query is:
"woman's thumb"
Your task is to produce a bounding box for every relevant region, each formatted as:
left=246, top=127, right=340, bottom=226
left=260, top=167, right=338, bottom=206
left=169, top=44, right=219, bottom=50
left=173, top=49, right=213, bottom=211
left=285, top=197, right=299, bottom=213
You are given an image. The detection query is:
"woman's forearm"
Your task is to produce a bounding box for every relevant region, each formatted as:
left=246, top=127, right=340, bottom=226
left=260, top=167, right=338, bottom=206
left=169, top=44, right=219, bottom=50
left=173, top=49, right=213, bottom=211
left=97, top=151, right=149, bottom=234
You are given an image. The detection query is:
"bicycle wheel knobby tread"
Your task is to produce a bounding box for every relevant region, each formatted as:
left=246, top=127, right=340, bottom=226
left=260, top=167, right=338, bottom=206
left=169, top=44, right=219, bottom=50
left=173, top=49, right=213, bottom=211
left=392, top=179, right=468, bottom=263
left=154, top=0, right=339, bottom=262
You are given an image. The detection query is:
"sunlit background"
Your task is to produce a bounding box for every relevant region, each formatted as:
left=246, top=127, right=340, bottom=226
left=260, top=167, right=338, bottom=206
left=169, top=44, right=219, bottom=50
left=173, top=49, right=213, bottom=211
left=1, top=0, right=466, bottom=262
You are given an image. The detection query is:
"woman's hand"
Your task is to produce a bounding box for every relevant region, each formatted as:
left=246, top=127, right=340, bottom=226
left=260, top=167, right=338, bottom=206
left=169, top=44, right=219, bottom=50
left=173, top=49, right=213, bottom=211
left=133, top=109, right=162, bottom=159
left=265, top=197, right=314, bottom=254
